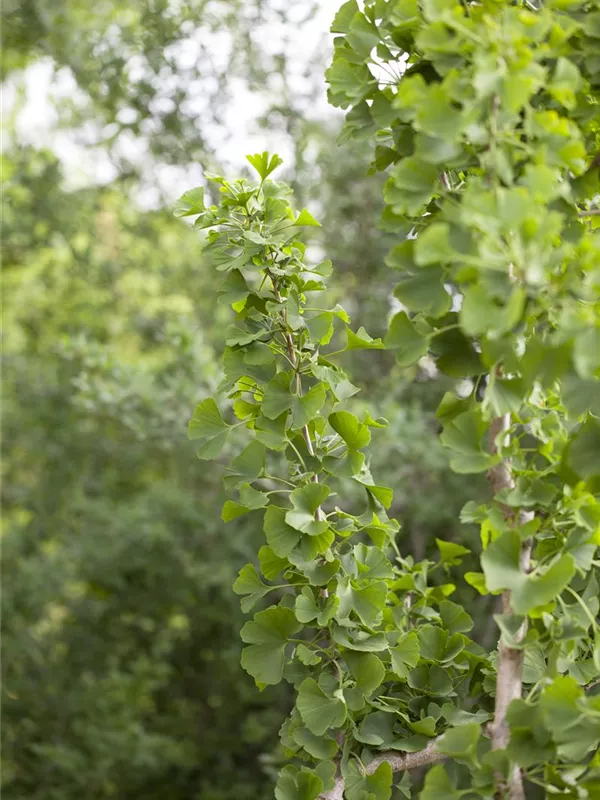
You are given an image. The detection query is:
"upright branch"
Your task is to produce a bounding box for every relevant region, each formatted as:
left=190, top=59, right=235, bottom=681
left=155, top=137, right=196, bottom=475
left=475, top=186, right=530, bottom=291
left=488, top=414, right=533, bottom=800
left=181, top=153, right=494, bottom=800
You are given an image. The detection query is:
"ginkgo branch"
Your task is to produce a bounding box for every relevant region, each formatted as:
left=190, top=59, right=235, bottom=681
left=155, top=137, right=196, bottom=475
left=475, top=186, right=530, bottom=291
left=270, top=272, right=325, bottom=518
left=320, top=737, right=448, bottom=800
left=488, top=413, right=533, bottom=800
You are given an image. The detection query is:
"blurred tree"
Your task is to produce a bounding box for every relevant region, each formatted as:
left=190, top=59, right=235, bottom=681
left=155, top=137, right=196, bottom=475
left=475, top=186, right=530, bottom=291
left=2, top=0, right=325, bottom=179
left=2, top=146, right=290, bottom=799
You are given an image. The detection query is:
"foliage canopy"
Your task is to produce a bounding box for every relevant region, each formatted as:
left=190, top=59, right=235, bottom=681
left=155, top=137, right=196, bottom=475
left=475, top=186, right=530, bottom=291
left=185, top=1, right=600, bottom=798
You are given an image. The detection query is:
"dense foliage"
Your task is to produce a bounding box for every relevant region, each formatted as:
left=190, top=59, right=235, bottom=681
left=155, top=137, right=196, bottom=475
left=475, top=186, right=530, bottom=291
left=5, top=1, right=599, bottom=798
left=186, top=1, right=600, bottom=798
left=2, top=146, right=291, bottom=800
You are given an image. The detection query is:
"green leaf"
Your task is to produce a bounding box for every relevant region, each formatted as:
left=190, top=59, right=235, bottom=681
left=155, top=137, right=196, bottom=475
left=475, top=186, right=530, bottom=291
left=563, top=375, right=600, bottom=418
left=258, top=546, right=289, bottom=580
left=436, top=724, right=481, bottom=760
left=466, top=285, right=526, bottom=338
left=296, top=678, right=346, bottom=735
left=384, top=157, right=439, bottom=216
left=262, top=373, right=327, bottom=430
left=326, top=57, right=376, bottom=109
left=395, top=772, right=413, bottom=800
left=347, top=12, right=381, bottom=58
left=507, top=701, right=554, bottom=768
left=436, top=539, right=471, bottom=565
left=549, top=57, right=582, bottom=109
left=431, top=326, right=482, bottom=378
left=515, top=555, right=576, bottom=615
left=345, top=651, right=386, bottom=694
left=295, top=586, right=339, bottom=626
left=293, top=726, right=338, bottom=759
left=295, top=644, right=322, bottom=666
left=386, top=240, right=416, bottom=271
left=384, top=312, right=429, bottom=366
left=329, top=410, right=371, bottom=450
left=394, top=269, right=451, bottom=317
left=485, top=376, right=526, bottom=416
left=315, top=761, right=336, bottom=792
left=574, top=327, right=600, bottom=379
left=429, top=665, right=454, bottom=696
left=419, top=765, right=460, bottom=799
left=567, top=418, right=600, bottom=479
left=306, top=312, right=334, bottom=345
left=188, top=398, right=231, bottom=459
left=264, top=506, right=302, bottom=557
left=354, top=544, right=394, bottom=579
left=390, top=632, right=420, bottom=679
left=337, top=578, right=387, bottom=626
left=275, top=765, right=324, bottom=800
left=346, top=326, right=385, bottom=350
left=441, top=704, right=491, bottom=726
left=295, top=208, right=321, bottom=227
left=262, top=373, right=295, bottom=420
left=332, top=625, right=389, bottom=652
left=255, top=412, right=288, bottom=450
left=362, top=481, right=394, bottom=509
left=218, top=269, right=250, bottom=308
left=414, top=223, right=455, bottom=265
left=239, top=484, right=268, bottom=509
left=418, top=625, right=448, bottom=662
left=174, top=187, right=205, bottom=217
left=539, top=677, right=600, bottom=761
left=440, top=411, right=494, bottom=473
left=415, top=85, right=465, bottom=142
left=330, top=0, right=359, bottom=33
left=246, top=152, right=284, bottom=180
left=233, top=563, right=273, bottom=612
left=286, top=484, right=330, bottom=536
left=464, top=571, right=488, bottom=595
left=344, top=760, right=392, bottom=800
left=221, top=500, right=249, bottom=522
left=439, top=601, right=473, bottom=634
left=241, top=607, right=301, bottom=685
left=224, top=440, right=266, bottom=488
left=312, top=365, right=360, bottom=402
left=355, top=711, right=396, bottom=746
left=480, top=531, right=528, bottom=595
left=295, top=384, right=327, bottom=429
left=289, top=548, right=339, bottom=586
left=481, top=530, right=576, bottom=614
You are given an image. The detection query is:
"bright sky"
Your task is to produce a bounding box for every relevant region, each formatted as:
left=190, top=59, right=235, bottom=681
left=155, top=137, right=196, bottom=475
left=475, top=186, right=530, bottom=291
left=4, top=0, right=343, bottom=206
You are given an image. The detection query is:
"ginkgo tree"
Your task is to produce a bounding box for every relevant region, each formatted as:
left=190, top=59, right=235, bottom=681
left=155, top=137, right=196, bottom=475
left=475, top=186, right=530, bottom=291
left=179, top=1, right=600, bottom=798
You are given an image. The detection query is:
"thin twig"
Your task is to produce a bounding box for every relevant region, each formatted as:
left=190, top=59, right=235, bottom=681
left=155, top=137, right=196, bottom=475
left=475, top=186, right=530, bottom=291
left=487, top=414, right=533, bottom=800
left=270, top=272, right=321, bottom=493
left=577, top=209, right=600, bottom=217
left=440, top=172, right=452, bottom=191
